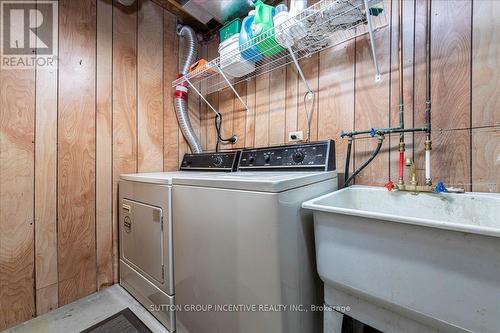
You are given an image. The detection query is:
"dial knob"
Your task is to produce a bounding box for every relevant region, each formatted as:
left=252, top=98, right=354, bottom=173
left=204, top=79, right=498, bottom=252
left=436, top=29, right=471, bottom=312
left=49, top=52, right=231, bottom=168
left=264, top=154, right=271, bottom=164
left=248, top=156, right=255, bottom=164
left=292, top=149, right=305, bottom=163
left=212, top=155, right=224, bottom=167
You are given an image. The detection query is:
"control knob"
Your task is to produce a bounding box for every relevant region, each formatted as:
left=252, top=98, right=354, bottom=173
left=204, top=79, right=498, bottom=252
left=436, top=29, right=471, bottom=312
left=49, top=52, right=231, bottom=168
left=292, top=149, right=305, bottom=163
left=212, top=155, right=224, bottom=167
left=264, top=154, right=271, bottom=164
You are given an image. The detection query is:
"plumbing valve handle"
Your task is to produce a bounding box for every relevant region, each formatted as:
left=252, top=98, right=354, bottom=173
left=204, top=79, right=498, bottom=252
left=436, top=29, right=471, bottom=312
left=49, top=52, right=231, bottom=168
left=435, top=181, right=448, bottom=193
left=385, top=181, right=395, bottom=191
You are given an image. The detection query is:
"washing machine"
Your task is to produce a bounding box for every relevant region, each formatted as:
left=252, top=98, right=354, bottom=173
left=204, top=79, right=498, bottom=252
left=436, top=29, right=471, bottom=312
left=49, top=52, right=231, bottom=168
left=172, top=140, right=337, bottom=333
left=118, top=151, right=240, bottom=332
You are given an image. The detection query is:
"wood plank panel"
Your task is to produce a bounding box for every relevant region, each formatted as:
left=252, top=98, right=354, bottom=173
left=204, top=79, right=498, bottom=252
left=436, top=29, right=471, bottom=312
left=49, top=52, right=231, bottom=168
left=285, top=65, right=299, bottom=141
left=218, top=87, right=234, bottom=150
left=297, top=56, right=319, bottom=142
left=318, top=40, right=355, bottom=186
left=254, top=73, right=270, bottom=147
left=199, top=44, right=208, bottom=149
left=269, top=67, right=286, bottom=145
left=430, top=129, right=471, bottom=191
left=163, top=10, right=179, bottom=170
left=96, top=0, right=113, bottom=291
left=353, top=0, right=391, bottom=186
left=283, top=0, right=299, bottom=141
left=0, top=64, right=35, bottom=331
left=429, top=0, right=471, bottom=130
left=34, top=0, right=59, bottom=314
left=138, top=0, right=164, bottom=172
left=472, top=126, right=499, bottom=192
left=58, top=0, right=97, bottom=305
left=113, top=0, right=138, bottom=283
left=472, top=0, right=500, bottom=127
left=35, top=283, right=58, bottom=316
left=296, top=0, right=320, bottom=142
left=245, top=78, right=257, bottom=148
left=233, top=82, right=247, bottom=149
left=206, top=39, right=220, bottom=152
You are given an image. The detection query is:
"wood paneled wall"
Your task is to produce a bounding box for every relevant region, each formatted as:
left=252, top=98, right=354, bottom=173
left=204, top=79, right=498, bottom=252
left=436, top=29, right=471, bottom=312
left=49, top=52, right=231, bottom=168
left=0, top=0, right=191, bottom=329
left=199, top=0, right=499, bottom=192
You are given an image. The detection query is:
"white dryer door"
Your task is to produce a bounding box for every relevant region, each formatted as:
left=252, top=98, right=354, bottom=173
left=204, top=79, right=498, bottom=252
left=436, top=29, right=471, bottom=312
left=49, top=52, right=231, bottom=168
left=121, top=199, right=164, bottom=283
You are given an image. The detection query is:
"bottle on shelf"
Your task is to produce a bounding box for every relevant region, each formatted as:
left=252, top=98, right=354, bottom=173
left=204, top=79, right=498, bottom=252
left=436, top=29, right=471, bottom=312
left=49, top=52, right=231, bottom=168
left=251, top=0, right=283, bottom=57
left=239, top=10, right=264, bottom=63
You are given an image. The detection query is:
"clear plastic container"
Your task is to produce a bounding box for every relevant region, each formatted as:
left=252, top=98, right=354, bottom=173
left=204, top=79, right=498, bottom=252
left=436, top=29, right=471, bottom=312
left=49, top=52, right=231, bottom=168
left=273, top=5, right=293, bottom=48
left=273, top=4, right=307, bottom=49
left=219, top=34, right=255, bottom=78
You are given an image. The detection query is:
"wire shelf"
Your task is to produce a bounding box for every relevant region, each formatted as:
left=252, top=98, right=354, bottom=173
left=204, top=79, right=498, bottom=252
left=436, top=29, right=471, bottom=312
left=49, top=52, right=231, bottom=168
left=173, top=0, right=388, bottom=96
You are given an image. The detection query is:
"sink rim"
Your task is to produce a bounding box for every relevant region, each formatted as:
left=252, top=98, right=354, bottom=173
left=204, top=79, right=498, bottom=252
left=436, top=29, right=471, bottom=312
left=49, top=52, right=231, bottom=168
left=302, top=185, right=500, bottom=238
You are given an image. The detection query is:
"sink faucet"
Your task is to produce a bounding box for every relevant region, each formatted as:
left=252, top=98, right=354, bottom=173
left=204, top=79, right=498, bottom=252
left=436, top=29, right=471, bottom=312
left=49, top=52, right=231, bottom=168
left=387, top=158, right=435, bottom=193
left=405, top=158, right=418, bottom=186
left=389, top=158, right=435, bottom=193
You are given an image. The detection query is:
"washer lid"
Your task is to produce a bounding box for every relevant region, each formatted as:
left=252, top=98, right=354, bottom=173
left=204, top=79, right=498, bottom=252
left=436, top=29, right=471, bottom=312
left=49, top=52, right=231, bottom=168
left=172, top=171, right=337, bottom=192
left=120, top=171, right=219, bottom=185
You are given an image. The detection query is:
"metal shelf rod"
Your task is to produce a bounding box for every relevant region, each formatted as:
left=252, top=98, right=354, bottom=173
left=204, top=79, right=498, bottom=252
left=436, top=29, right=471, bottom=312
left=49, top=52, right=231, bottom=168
left=364, top=0, right=381, bottom=81
left=288, top=46, right=313, bottom=97
left=185, top=78, right=220, bottom=117
left=215, top=64, right=249, bottom=112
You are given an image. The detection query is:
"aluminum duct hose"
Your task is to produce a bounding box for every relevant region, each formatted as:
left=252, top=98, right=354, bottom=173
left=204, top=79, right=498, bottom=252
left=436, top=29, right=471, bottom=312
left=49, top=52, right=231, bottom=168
left=174, top=25, right=202, bottom=153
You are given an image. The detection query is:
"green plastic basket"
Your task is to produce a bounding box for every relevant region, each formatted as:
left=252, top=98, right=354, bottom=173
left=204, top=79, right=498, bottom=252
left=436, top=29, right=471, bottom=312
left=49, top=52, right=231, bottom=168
left=219, top=18, right=242, bottom=43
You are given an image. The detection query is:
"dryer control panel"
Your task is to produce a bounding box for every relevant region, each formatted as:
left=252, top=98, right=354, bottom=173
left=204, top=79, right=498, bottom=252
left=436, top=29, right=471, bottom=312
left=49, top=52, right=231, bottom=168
left=238, top=140, right=335, bottom=171
left=180, top=151, right=241, bottom=171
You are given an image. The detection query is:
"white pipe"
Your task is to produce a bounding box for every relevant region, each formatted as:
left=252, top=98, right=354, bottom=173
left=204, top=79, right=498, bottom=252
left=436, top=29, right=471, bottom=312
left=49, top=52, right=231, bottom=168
left=425, top=149, right=431, bottom=184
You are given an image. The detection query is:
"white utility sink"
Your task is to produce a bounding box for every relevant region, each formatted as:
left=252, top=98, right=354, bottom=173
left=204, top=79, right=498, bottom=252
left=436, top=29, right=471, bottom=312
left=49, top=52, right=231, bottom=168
left=303, top=186, right=500, bottom=333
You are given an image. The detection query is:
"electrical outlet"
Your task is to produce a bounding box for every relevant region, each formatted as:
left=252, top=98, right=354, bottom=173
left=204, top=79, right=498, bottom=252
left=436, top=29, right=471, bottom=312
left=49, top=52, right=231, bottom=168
left=288, top=131, right=304, bottom=142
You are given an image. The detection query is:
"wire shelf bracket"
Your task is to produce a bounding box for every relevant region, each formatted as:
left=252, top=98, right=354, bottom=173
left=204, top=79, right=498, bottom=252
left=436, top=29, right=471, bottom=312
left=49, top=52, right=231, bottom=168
left=363, top=0, right=382, bottom=81
left=174, top=0, right=388, bottom=113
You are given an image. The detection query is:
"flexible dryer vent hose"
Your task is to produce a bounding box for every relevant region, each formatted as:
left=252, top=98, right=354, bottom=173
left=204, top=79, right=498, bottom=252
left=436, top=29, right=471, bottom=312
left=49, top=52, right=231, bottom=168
left=174, top=25, right=202, bottom=154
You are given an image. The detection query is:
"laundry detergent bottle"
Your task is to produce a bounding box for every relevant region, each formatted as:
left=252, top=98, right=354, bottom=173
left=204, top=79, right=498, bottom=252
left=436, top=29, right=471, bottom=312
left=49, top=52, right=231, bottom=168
left=251, top=0, right=283, bottom=57
left=239, top=10, right=264, bottom=63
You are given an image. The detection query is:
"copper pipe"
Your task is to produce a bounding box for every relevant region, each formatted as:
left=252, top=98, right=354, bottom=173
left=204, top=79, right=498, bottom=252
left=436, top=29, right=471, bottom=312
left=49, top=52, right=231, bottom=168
left=425, top=0, right=432, bottom=140
left=398, top=0, right=404, bottom=134
left=424, top=0, right=432, bottom=186
left=398, top=0, right=405, bottom=185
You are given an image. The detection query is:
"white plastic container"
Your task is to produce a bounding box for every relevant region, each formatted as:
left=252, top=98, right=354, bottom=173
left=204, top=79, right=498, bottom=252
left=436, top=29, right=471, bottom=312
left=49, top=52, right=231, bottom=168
left=218, top=34, right=255, bottom=78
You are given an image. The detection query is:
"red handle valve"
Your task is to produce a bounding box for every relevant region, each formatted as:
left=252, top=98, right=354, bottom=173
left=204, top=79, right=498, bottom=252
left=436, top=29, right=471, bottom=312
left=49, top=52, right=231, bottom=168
left=385, top=181, right=395, bottom=191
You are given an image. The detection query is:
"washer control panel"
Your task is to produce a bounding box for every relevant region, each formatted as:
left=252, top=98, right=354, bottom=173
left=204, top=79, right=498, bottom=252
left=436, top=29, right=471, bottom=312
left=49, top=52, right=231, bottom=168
left=180, top=151, right=241, bottom=171
left=238, top=140, right=335, bottom=171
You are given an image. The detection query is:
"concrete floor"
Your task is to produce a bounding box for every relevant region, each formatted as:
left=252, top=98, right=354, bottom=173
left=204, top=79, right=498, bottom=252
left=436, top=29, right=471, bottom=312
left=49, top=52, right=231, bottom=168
left=2, top=285, right=168, bottom=333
